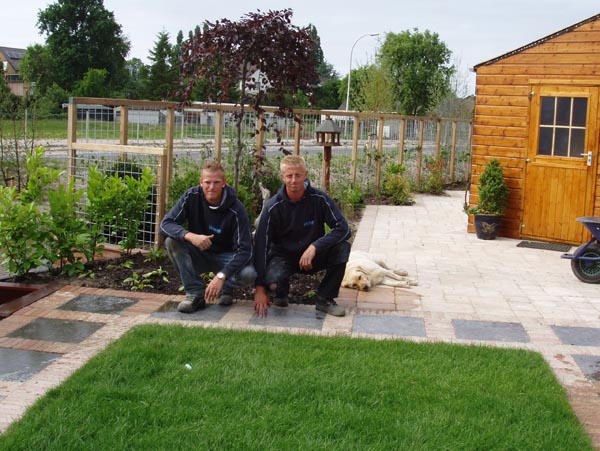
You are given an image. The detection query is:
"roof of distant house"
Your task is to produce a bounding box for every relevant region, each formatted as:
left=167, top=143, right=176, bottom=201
left=0, top=46, right=26, bottom=71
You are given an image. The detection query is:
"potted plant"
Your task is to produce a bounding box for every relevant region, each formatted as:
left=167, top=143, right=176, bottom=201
left=467, top=158, right=509, bottom=240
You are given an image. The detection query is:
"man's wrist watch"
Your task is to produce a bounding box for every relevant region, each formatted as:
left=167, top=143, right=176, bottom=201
left=216, top=272, right=226, bottom=280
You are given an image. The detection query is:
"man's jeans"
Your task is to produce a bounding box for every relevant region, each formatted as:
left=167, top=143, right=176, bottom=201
left=264, top=241, right=351, bottom=300
left=165, top=237, right=256, bottom=296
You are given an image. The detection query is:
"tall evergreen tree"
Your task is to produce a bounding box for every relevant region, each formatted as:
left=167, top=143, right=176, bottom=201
left=144, top=31, right=177, bottom=100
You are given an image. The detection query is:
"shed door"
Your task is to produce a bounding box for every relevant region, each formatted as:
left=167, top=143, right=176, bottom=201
left=522, top=85, right=599, bottom=244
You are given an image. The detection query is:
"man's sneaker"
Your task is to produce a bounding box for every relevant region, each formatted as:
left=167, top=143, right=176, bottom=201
left=218, top=292, right=233, bottom=306
left=178, top=294, right=206, bottom=313
left=315, top=295, right=345, bottom=317
left=272, top=296, right=289, bottom=308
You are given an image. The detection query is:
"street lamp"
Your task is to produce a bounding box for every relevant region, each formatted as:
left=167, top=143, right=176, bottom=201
left=345, top=33, right=379, bottom=112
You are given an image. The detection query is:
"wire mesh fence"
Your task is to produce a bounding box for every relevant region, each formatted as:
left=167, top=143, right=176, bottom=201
left=67, top=98, right=472, bottom=249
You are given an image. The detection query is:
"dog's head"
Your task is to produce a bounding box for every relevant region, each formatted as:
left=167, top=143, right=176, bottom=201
left=345, top=269, right=372, bottom=291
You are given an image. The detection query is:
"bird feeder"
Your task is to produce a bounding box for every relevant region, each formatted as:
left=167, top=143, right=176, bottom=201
left=315, top=116, right=342, bottom=192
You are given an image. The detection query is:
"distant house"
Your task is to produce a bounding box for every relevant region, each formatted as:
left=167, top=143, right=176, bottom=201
left=0, top=46, right=27, bottom=96
left=470, top=13, right=600, bottom=245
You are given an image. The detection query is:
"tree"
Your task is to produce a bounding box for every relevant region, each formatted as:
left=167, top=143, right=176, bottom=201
left=36, top=0, right=130, bottom=92
left=179, top=8, right=319, bottom=189
left=72, top=68, right=109, bottom=98
left=355, top=64, right=395, bottom=112
left=144, top=31, right=178, bottom=100
left=379, top=29, right=454, bottom=116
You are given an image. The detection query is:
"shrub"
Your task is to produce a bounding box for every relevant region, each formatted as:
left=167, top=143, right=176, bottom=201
left=467, top=158, right=509, bottom=215
left=382, top=163, right=414, bottom=205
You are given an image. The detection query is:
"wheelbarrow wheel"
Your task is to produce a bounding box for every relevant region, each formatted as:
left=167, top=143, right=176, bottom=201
left=571, top=242, right=600, bottom=283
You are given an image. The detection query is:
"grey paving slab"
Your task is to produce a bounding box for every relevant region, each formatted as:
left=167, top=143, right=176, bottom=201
left=249, top=307, right=324, bottom=330
left=0, top=348, right=61, bottom=382
left=7, top=318, right=105, bottom=344
left=452, top=319, right=530, bottom=343
left=150, top=301, right=230, bottom=322
left=354, top=315, right=426, bottom=337
left=572, top=355, right=600, bottom=381
left=58, top=294, right=138, bottom=314
left=551, top=325, right=600, bottom=346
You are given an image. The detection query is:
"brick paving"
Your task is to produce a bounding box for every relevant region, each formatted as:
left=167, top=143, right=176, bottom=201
left=1, top=191, right=600, bottom=447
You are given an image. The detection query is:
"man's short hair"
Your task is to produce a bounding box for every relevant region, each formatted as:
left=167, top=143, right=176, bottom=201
left=202, top=160, right=225, bottom=174
left=280, top=155, right=306, bottom=173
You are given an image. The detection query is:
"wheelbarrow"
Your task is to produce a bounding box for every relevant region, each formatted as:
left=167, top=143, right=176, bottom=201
left=561, top=216, right=600, bottom=283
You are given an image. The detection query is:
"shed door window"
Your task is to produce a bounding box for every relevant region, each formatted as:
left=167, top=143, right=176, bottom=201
left=538, top=96, right=587, bottom=157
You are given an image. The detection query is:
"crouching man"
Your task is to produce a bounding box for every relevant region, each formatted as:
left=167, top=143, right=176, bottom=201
left=253, top=155, right=351, bottom=317
left=160, top=161, right=256, bottom=313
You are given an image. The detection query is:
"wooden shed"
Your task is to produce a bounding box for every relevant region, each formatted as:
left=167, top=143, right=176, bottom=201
left=470, top=13, right=600, bottom=245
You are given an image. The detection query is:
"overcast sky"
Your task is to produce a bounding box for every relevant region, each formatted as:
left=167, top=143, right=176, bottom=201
left=4, top=0, right=600, bottom=93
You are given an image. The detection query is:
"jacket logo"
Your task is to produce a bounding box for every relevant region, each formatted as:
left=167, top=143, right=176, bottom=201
left=209, top=225, right=222, bottom=234
left=303, top=220, right=315, bottom=228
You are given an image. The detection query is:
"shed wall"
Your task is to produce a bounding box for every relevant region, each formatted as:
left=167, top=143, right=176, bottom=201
left=471, top=18, right=600, bottom=238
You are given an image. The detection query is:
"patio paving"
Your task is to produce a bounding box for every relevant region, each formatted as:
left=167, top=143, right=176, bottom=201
left=1, top=191, right=600, bottom=447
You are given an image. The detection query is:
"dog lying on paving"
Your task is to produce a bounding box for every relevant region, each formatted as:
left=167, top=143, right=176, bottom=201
left=342, top=250, right=417, bottom=291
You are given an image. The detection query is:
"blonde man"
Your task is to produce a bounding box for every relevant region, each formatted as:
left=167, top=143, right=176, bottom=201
left=160, top=161, right=255, bottom=313
left=253, top=155, right=351, bottom=317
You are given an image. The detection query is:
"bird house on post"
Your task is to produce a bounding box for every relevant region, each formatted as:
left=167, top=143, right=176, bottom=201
left=315, top=116, right=342, bottom=192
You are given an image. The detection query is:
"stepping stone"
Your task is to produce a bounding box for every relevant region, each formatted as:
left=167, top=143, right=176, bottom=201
left=59, top=294, right=137, bottom=314
left=551, top=326, right=600, bottom=346
left=150, top=301, right=229, bottom=322
left=7, top=317, right=104, bottom=344
left=572, top=355, right=600, bottom=381
left=249, top=307, right=324, bottom=330
left=452, top=319, right=530, bottom=343
left=0, top=348, right=61, bottom=382
left=354, top=315, right=426, bottom=337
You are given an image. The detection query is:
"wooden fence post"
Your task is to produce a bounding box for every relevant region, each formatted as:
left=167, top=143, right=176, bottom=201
left=398, top=118, right=406, bottom=165
left=215, top=108, right=223, bottom=161
left=375, top=117, right=385, bottom=190
left=416, top=118, right=425, bottom=186
left=351, top=115, right=359, bottom=183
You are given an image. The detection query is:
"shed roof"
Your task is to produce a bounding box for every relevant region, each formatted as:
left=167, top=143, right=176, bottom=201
left=0, top=46, right=26, bottom=72
left=474, top=13, right=600, bottom=70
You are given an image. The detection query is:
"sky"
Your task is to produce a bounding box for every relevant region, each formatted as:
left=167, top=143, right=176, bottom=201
left=4, top=0, right=600, bottom=94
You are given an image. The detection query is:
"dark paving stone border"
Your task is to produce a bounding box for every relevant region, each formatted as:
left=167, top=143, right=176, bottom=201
left=452, top=319, right=530, bottom=343
left=0, top=348, right=61, bottom=382
left=58, top=294, right=138, bottom=314
left=249, top=307, right=324, bottom=330
left=354, top=315, right=426, bottom=337
left=7, top=317, right=105, bottom=344
left=151, top=301, right=230, bottom=322
left=572, top=355, right=600, bottom=381
left=551, top=325, right=600, bottom=346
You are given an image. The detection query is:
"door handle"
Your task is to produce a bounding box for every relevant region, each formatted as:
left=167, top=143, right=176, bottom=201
left=581, top=151, right=592, bottom=166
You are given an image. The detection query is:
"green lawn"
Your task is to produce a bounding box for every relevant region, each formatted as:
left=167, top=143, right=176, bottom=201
left=0, top=325, right=593, bottom=450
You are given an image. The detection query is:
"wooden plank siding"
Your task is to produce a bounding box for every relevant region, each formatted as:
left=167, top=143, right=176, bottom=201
left=470, top=14, right=600, bottom=239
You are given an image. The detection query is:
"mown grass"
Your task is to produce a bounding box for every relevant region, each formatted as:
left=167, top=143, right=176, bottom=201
left=0, top=325, right=593, bottom=450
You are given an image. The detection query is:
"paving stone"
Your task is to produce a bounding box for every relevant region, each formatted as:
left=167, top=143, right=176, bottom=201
left=0, top=348, right=61, bottom=382
left=249, top=307, right=324, bottom=330
left=58, top=294, right=138, bottom=314
left=354, top=315, right=426, bottom=337
left=7, top=318, right=104, bottom=344
left=452, top=319, right=530, bottom=343
left=551, top=325, right=600, bottom=346
left=150, top=301, right=229, bottom=322
left=572, top=355, right=600, bottom=381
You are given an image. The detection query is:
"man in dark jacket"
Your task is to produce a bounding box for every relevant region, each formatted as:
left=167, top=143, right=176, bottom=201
left=254, top=155, right=351, bottom=317
left=160, top=161, right=255, bottom=313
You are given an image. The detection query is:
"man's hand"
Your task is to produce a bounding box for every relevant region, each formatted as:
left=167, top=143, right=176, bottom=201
left=299, top=244, right=317, bottom=271
left=184, top=233, right=214, bottom=251
left=205, top=275, right=224, bottom=303
left=254, top=286, right=270, bottom=317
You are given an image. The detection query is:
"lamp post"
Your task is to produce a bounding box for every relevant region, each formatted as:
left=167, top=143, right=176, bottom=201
left=345, top=33, right=379, bottom=112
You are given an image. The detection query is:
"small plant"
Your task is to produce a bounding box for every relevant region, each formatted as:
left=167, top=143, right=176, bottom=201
left=382, top=163, right=414, bottom=205
left=124, top=267, right=169, bottom=291
left=144, top=246, right=166, bottom=262
left=467, top=158, right=509, bottom=216
left=418, top=156, right=445, bottom=195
